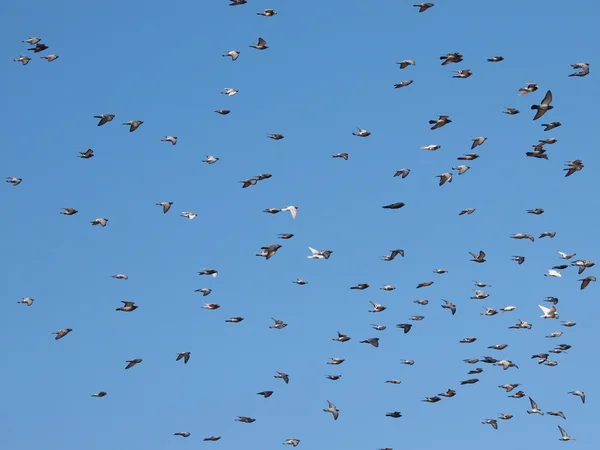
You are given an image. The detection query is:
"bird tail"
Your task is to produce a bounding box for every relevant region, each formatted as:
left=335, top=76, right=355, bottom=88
left=428, top=120, right=436, bottom=124
left=531, top=105, right=539, bottom=110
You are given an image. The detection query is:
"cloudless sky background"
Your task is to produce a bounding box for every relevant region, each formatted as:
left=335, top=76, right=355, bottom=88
left=1, top=0, right=599, bottom=449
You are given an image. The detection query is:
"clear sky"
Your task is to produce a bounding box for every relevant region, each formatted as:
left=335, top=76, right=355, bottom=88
left=1, top=0, right=598, bottom=449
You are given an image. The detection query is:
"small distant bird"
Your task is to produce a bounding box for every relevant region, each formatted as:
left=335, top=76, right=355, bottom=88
left=487, top=56, right=504, bottom=62
left=423, top=396, right=441, bottom=403
left=512, top=256, right=525, bottom=265
left=397, top=323, right=412, bottom=333
left=387, top=379, right=401, bottom=385
left=332, top=152, right=349, bottom=160
left=499, top=384, right=520, bottom=392
left=229, top=0, right=247, bottom=5
left=498, top=413, right=513, bottom=420
left=350, top=283, right=370, bottom=290
left=471, top=137, right=487, bottom=149
left=181, top=212, right=197, bottom=220
left=382, top=249, right=404, bottom=261
left=401, top=359, right=415, bottom=366
left=222, top=87, right=239, bottom=96
left=307, top=247, right=333, bottom=259
left=283, top=439, right=300, bottom=447
left=579, top=276, right=596, bottom=290
left=558, top=426, right=575, bottom=441
left=201, top=303, right=220, bottom=310
left=380, top=285, right=395, bottom=291
left=90, top=218, right=108, bottom=227
left=540, top=231, right=556, bottom=239
left=569, top=62, right=589, bottom=77
left=417, top=281, right=433, bottom=289
left=198, top=269, right=218, bottom=278
left=94, top=114, right=115, bottom=126
left=326, top=375, right=341, bottom=381
left=440, top=52, right=463, bottom=65
left=393, top=168, right=411, bottom=179
left=278, top=233, right=294, bottom=240
left=461, top=378, right=480, bottom=385
left=434, top=269, right=448, bottom=274
left=60, top=207, right=78, bottom=216
left=268, top=133, right=285, bottom=140
left=482, top=419, right=498, bottom=430
left=203, top=155, right=219, bottom=164
left=271, top=318, right=288, bottom=329
left=503, top=107, right=520, bottom=115
left=542, top=122, right=562, bottom=131
left=328, top=358, right=345, bottom=365
left=382, top=202, right=405, bottom=210
left=123, top=120, right=143, bottom=132
left=545, top=269, right=562, bottom=278
left=453, top=69, right=472, bottom=79
left=460, top=337, right=477, bottom=343
left=156, top=202, right=173, bottom=214
left=469, top=251, right=486, bottom=263
left=23, top=37, right=41, bottom=45
left=6, top=177, right=22, bottom=186
left=250, top=37, right=268, bottom=50
left=353, top=128, right=371, bottom=137
left=176, top=352, right=191, bottom=364
left=539, top=304, right=559, bottom=319
left=257, top=391, right=273, bottom=398
left=564, top=159, right=584, bottom=177
left=323, top=401, right=339, bottom=420
left=18, top=297, right=34, bottom=306
left=112, top=274, right=128, bottom=280
left=333, top=332, right=351, bottom=342
left=257, top=9, right=277, bottom=16
left=414, top=3, right=434, bottom=13
left=453, top=165, right=470, bottom=175
left=459, top=208, right=476, bottom=216
left=397, top=60, right=416, bottom=69
left=28, top=43, right=48, bottom=53
left=369, top=301, right=386, bottom=313
left=41, top=54, right=59, bottom=62
left=161, top=136, right=177, bottom=145
left=195, top=288, right=211, bottom=296
left=256, top=244, right=283, bottom=260
left=293, top=279, right=307, bottom=285
left=457, top=153, right=479, bottom=161
left=474, top=281, right=491, bottom=288
left=527, top=397, right=544, bottom=415
left=125, top=358, right=142, bottom=369
left=519, top=83, right=540, bottom=96
left=511, top=233, right=535, bottom=242
left=439, top=389, right=456, bottom=397
left=394, top=80, right=414, bottom=88
left=235, top=416, right=256, bottom=423
left=436, top=172, right=452, bottom=186
left=281, top=205, right=298, bottom=219
left=116, top=301, right=138, bottom=312
left=275, top=371, right=289, bottom=384
left=174, top=432, right=191, bottom=438
left=441, top=299, right=456, bottom=315
left=14, top=55, right=31, bottom=65
left=421, top=144, right=441, bottom=151
left=225, top=317, right=244, bottom=323
left=360, top=337, right=379, bottom=348
left=215, top=109, right=231, bottom=115
left=429, top=115, right=452, bottom=130
left=386, top=411, right=402, bottom=418
left=372, top=324, right=387, bottom=331
left=509, top=319, right=532, bottom=330
left=548, top=411, right=566, bottom=419
left=531, top=90, right=554, bottom=120
left=528, top=208, right=544, bottom=215
left=91, top=391, right=107, bottom=397
left=568, top=390, right=585, bottom=403
left=222, top=50, right=240, bottom=61
left=203, top=436, right=221, bottom=441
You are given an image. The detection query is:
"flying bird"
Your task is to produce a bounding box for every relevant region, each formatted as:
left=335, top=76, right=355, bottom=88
left=531, top=90, right=554, bottom=120
left=569, top=62, right=589, bottom=77
left=323, top=401, right=339, bottom=420
left=414, top=3, right=434, bottom=13
left=176, top=352, right=191, bottom=364
left=429, top=115, right=452, bottom=130
left=156, top=202, right=173, bottom=214
left=123, top=120, right=143, bottom=132
left=250, top=37, right=268, bottom=50
left=94, top=114, right=115, bottom=126
left=223, top=50, right=240, bottom=61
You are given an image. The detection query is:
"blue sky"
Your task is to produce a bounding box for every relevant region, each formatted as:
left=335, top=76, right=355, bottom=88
left=1, top=0, right=598, bottom=448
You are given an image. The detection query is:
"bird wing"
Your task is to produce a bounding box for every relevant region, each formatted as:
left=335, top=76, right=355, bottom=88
left=529, top=397, right=538, bottom=409
left=257, top=37, right=267, bottom=46
left=308, top=247, right=320, bottom=255
left=539, top=305, right=551, bottom=315
left=558, top=426, right=567, bottom=437
left=542, top=90, right=553, bottom=106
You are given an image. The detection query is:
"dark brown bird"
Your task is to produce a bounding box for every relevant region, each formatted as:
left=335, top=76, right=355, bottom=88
left=215, top=110, right=231, bottom=115
left=94, top=114, right=115, bottom=126
left=256, top=244, right=282, bottom=260
left=579, top=276, right=596, bottom=290
left=531, top=90, right=554, bottom=120
left=79, top=149, right=94, bottom=159
left=125, top=358, right=143, bottom=369
left=469, top=251, right=486, bottom=263
left=176, top=352, right=191, bottom=364
left=28, top=43, right=49, bottom=53
left=429, top=115, right=452, bottom=130
left=52, top=328, right=72, bottom=340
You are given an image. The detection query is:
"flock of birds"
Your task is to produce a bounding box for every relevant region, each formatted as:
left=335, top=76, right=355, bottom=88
left=8, top=2, right=594, bottom=448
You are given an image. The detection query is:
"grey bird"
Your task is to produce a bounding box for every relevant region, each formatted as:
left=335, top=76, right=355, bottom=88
left=531, top=90, right=554, bottom=120
left=23, top=37, right=41, bottom=45
left=519, top=83, right=539, bottom=95
left=469, top=368, right=483, bottom=375
left=268, top=133, right=285, bottom=140
left=436, top=172, right=452, bottom=186
left=270, top=318, right=287, bottom=329
left=91, top=391, right=107, bottom=397
left=60, top=208, right=78, bottom=216
left=333, top=332, right=351, bottom=342
left=460, top=337, right=477, bottom=343
left=397, top=59, right=416, bottom=69
left=116, top=301, right=138, bottom=312
left=440, top=52, right=463, bottom=65
left=511, top=233, right=535, bottom=242
left=512, top=255, right=525, bottom=265
left=410, top=315, right=425, bottom=321
left=52, top=328, right=72, bottom=340
left=94, top=114, right=115, bottom=126
left=423, top=396, right=441, bottom=403
left=174, top=432, right=191, bottom=438
left=439, top=389, right=456, bottom=397
left=527, top=397, right=544, bottom=415
left=453, top=165, right=470, bottom=175
left=464, top=359, right=479, bottom=364
left=176, top=352, right=191, bottom=364
left=401, top=359, right=415, bottom=366
left=459, top=208, right=476, bottom=215
left=123, top=120, right=143, bottom=132
left=293, top=279, right=308, bottom=285
left=429, top=115, right=452, bottom=130
left=161, top=136, right=177, bottom=145
left=558, top=426, right=576, bottom=441
left=278, top=233, right=294, bottom=239
left=332, top=152, right=349, bottom=160
left=275, top=371, right=289, bottom=384
left=542, top=122, right=562, bottom=131
left=482, top=419, right=498, bottom=430
left=387, top=379, right=401, bottom=385
left=112, top=274, right=128, bottom=280
left=350, top=283, right=370, bottom=290
left=441, top=299, right=456, bottom=315
left=195, top=288, right=212, bottom=296
left=257, top=9, right=277, bottom=16
left=394, top=168, right=411, bottom=178
left=434, top=269, right=448, bottom=274
left=499, top=384, right=520, bottom=392
left=125, top=358, right=142, bottom=369
left=394, top=80, right=414, bottom=88
left=571, top=259, right=595, bottom=274
left=235, top=416, right=256, bottom=423
left=487, top=56, right=504, bottom=62
left=469, top=251, right=486, bottom=263
left=416, top=281, right=433, bottom=289
left=474, top=281, right=491, bottom=287
left=372, top=324, right=387, bottom=330
left=382, top=202, right=405, bottom=210
left=568, top=390, right=585, bottom=403
left=396, top=323, right=412, bottom=333
left=564, top=159, right=584, bottom=177
left=18, top=297, right=34, bottom=306
left=283, top=439, right=300, bottom=447
left=414, top=299, right=429, bottom=305
left=352, top=127, right=371, bottom=137
left=569, top=62, right=589, bottom=77
left=579, top=276, right=596, bottom=290
left=90, top=218, right=108, bottom=227
left=14, top=55, right=31, bottom=65
left=198, top=269, right=218, bottom=277
left=222, top=50, right=240, bottom=61
left=461, top=378, right=480, bottom=385
left=215, top=109, right=231, bottom=115
left=6, top=177, right=22, bottom=186
left=225, top=317, right=244, bottom=323
left=457, top=153, right=479, bottom=161
left=503, top=107, right=520, bottom=115
left=471, top=136, right=487, bottom=149
left=369, top=301, right=386, bottom=313
left=229, top=0, right=246, bottom=5
left=256, top=244, right=282, bottom=260
left=323, top=401, right=339, bottom=420
left=498, top=413, right=513, bottom=420
left=540, top=231, right=556, bottom=239
left=509, top=319, right=532, bottom=329
left=382, top=249, right=404, bottom=261
left=360, top=337, right=379, bottom=348
left=488, top=344, right=508, bottom=350
left=452, top=69, right=472, bottom=79
left=380, top=285, right=396, bottom=291
left=41, top=54, right=59, bottom=62
left=548, top=411, right=567, bottom=420
left=156, top=202, right=173, bottom=214
left=327, top=358, right=345, bottom=365
left=257, top=391, right=273, bottom=398
left=250, top=37, right=268, bottom=50
left=414, top=3, right=434, bottom=13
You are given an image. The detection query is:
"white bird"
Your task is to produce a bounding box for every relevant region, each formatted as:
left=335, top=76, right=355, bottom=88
left=181, top=212, right=197, bottom=220
left=539, top=304, right=559, bottom=319
left=500, top=306, right=516, bottom=313
left=221, top=87, right=239, bottom=96
left=18, top=297, right=34, bottom=306
left=380, top=285, right=396, bottom=291
left=307, top=247, right=331, bottom=259
left=420, top=144, right=441, bottom=151
left=558, top=251, right=576, bottom=260
left=453, top=165, right=471, bottom=175
left=222, top=50, right=240, bottom=61
left=545, top=269, right=563, bottom=278
left=202, top=155, right=219, bottom=164
left=281, top=206, right=298, bottom=220
left=368, top=301, right=386, bottom=313
left=558, top=426, right=575, bottom=441
left=352, top=128, right=371, bottom=137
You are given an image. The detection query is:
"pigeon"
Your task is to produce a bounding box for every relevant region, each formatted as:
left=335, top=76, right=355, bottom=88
left=223, top=50, right=240, bottom=61
left=327, top=358, right=345, bottom=365
left=397, top=60, right=416, bottom=69
left=215, top=110, right=231, bottom=115
left=222, top=87, right=239, bottom=96
left=487, top=56, right=504, bottom=62
left=235, top=417, right=256, bottom=423
left=416, top=281, right=433, bottom=289
left=531, top=90, right=554, bottom=120
left=174, top=432, right=191, bottom=438
left=579, top=276, right=596, bottom=290
left=564, top=160, right=584, bottom=177
left=229, top=0, right=246, bottom=5
left=436, top=172, right=452, bottom=186
left=511, top=233, right=535, bottom=242
left=512, top=256, right=525, bottom=265
left=542, top=122, right=562, bottom=131
left=498, top=413, right=513, bottom=420
left=423, top=396, right=441, bottom=403
left=268, top=133, right=285, bottom=140
left=326, top=375, right=342, bottom=381
left=18, top=297, right=34, bottom=306
left=181, top=212, right=197, bottom=220
left=457, top=153, right=479, bottom=161
left=568, top=390, right=585, bottom=403
left=414, top=3, right=434, bottom=13
left=545, top=269, right=562, bottom=278
left=175, top=352, right=191, bottom=364
left=396, top=323, right=412, bottom=333
left=333, top=332, right=351, bottom=342
left=6, top=177, right=22, bottom=186
left=275, top=371, right=289, bottom=384
left=60, top=208, right=78, bottom=216
left=161, top=136, right=177, bottom=145
left=372, top=324, right=387, bottom=331
left=278, top=233, right=294, bottom=240
left=293, top=279, right=308, bottom=285
left=94, top=114, right=115, bottom=126
left=352, top=128, right=371, bottom=137
left=203, top=436, right=222, bottom=441
left=23, top=37, right=41, bottom=45
left=256, top=244, right=283, bottom=260
left=548, top=411, right=567, bottom=419
left=421, top=144, right=441, bottom=151
left=201, top=303, right=220, bottom=310
left=91, top=391, right=107, bottom=397
left=250, top=37, right=268, bottom=50
left=123, top=120, right=143, bottom=132
left=257, top=9, right=277, bottom=16
left=283, top=439, right=300, bottom=447
left=509, top=319, right=532, bottom=330
left=368, top=301, right=386, bottom=313
left=471, top=137, right=487, bottom=149
left=459, top=208, right=476, bottom=216
left=125, top=358, right=142, bottom=369
left=202, top=155, right=219, bottom=164
left=394, top=168, right=411, bottom=178
left=281, top=206, right=298, bottom=219
left=112, top=274, right=128, bottom=280
left=225, top=317, right=244, bottom=323
left=401, top=359, right=415, bottom=366
left=198, top=269, right=218, bottom=278
left=453, top=165, right=470, bottom=175
left=441, top=299, right=456, bottom=315
left=434, top=269, right=448, bottom=274
left=482, top=419, right=498, bottom=430
left=386, top=411, right=402, bottom=418
left=257, top=391, right=273, bottom=398
left=332, top=152, right=349, bottom=160
left=90, top=218, right=108, bottom=227
left=519, top=83, right=539, bottom=95
left=461, top=379, right=480, bottom=385
left=429, top=115, right=452, bottom=130
left=503, top=107, right=520, bottom=115
left=382, top=202, right=405, bottom=210
left=116, top=301, right=138, bottom=312
left=460, top=337, right=477, bottom=343
left=28, top=43, right=49, bottom=53
left=156, top=202, right=173, bottom=214
left=558, top=426, right=575, bottom=441
left=499, top=384, right=520, bottom=393
left=323, top=401, right=339, bottom=420
left=394, top=80, right=414, bottom=88
left=195, top=288, right=212, bottom=296
left=452, top=69, right=472, bottom=79
left=540, top=231, right=556, bottom=239
left=270, top=318, right=287, bottom=329
left=350, top=283, right=370, bottom=290
left=308, top=247, right=333, bottom=259
left=469, top=251, right=486, bottom=263
left=380, top=285, right=395, bottom=291
left=387, top=380, right=401, bottom=385
left=382, top=249, right=404, bottom=261
left=569, top=62, right=589, bottom=77
left=539, top=304, right=559, bottom=319
left=360, top=337, right=379, bottom=348
left=14, top=55, right=31, bottom=65
left=440, top=52, right=463, bottom=65
left=439, top=389, right=456, bottom=397
left=41, top=54, right=59, bottom=62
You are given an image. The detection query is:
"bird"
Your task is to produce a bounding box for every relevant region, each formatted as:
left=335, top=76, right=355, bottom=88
left=203, top=436, right=221, bottom=441
left=323, top=401, right=340, bottom=420
left=382, top=249, right=404, bottom=261
left=558, top=426, right=575, bottom=441
left=503, top=107, right=520, bottom=115
left=471, top=136, right=487, bottom=149
left=519, top=83, right=539, bottom=95
left=527, top=208, right=544, bottom=215
left=256, top=244, right=283, bottom=260
left=527, top=397, right=544, bottom=415
left=360, top=337, right=379, bottom=347
left=41, top=54, right=59, bottom=62
left=161, top=136, right=177, bottom=145
left=382, top=202, right=405, bottom=210
left=350, top=283, right=370, bottom=290
left=94, top=114, right=115, bottom=126
left=548, top=411, right=567, bottom=419
left=156, top=202, right=173, bottom=214
left=429, top=115, right=452, bottom=130
left=460, top=337, right=477, bottom=343
left=123, top=120, right=143, bottom=132
left=257, top=9, right=277, bottom=16
left=6, top=177, right=22, bottom=186
left=90, top=218, right=108, bottom=227
left=221, top=87, right=239, bottom=96
left=394, top=80, right=414, bottom=89
left=275, top=371, right=289, bottom=384
left=195, top=288, right=211, bottom=296
left=13, top=55, right=31, bottom=65
left=270, top=318, right=288, bottom=329
left=421, top=144, right=441, bottom=151
left=369, top=301, right=386, bottom=313
left=116, top=301, right=138, bottom=312
left=487, top=56, right=504, bottom=62
left=452, top=69, right=472, bottom=79
left=453, top=165, right=470, bottom=175
left=539, top=304, right=559, bottom=319
left=569, top=62, right=589, bottom=77
left=257, top=391, right=273, bottom=398
left=482, top=419, right=498, bottom=430
left=281, top=206, right=298, bottom=219
left=174, top=432, right=191, bottom=438
left=579, top=276, right=596, bottom=290
left=222, top=50, right=240, bottom=61
left=436, top=172, right=452, bottom=186
left=307, top=247, right=333, bottom=259
left=568, top=390, right=586, bottom=403
left=198, top=269, right=218, bottom=278
left=352, top=128, right=371, bottom=137
left=23, top=37, right=41, bottom=45
left=52, top=328, right=73, bottom=340
left=201, top=303, right=220, bottom=310
left=125, top=359, right=142, bottom=369
left=91, top=391, right=107, bottom=397
left=28, top=43, right=49, bottom=53
left=215, top=109, right=231, bottom=115
left=386, top=411, right=402, bottom=418
left=176, top=352, right=191, bottom=364
left=440, top=52, right=463, bottom=65
left=540, top=231, right=556, bottom=239
left=60, top=207, right=78, bottom=216
left=414, top=3, right=434, bottom=13
left=459, top=208, right=476, bottom=216
left=235, top=416, right=256, bottom=423
left=250, top=37, right=268, bottom=50
left=332, top=152, right=349, bottom=160
left=397, top=60, right=416, bottom=69
left=564, top=160, right=584, bottom=177
left=469, top=251, right=486, bottom=263
left=181, top=212, right=197, bottom=220
left=18, top=297, right=34, bottom=306
left=283, top=439, right=300, bottom=447
left=394, top=168, right=411, bottom=178
left=225, top=317, right=244, bottom=323
left=512, top=256, right=525, bottom=265
left=202, top=155, right=219, bottom=164
left=531, top=90, right=554, bottom=120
